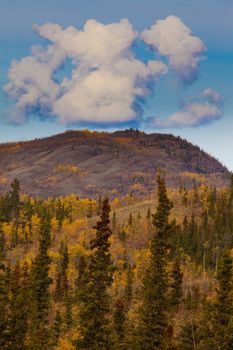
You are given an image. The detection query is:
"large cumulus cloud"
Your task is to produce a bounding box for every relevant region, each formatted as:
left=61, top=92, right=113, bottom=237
left=5, top=18, right=168, bottom=125
left=4, top=16, right=222, bottom=128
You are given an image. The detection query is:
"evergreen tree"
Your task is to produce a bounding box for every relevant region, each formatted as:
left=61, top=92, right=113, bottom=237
left=146, top=207, right=151, bottom=220
left=128, top=212, right=133, bottom=226
left=170, top=258, right=183, bottom=312
left=55, top=241, right=69, bottom=301
left=211, top=250, right=233, bottom=349
left=178, top=320, right=198, bottom=350
left=52, top=310, right=62, bottom=347
left=0, top=227, right=9, bottom=349
left=77, top=198, right=114, bottom=349
left=9, top=178, right=21, bottom=221
left=113, top=299, right=127, bottom=350
left=29, top=214, right=52, bottom=350
left=87, top=199, right=93, bottom=218
left=75, top=255, right=87, bottom=295
left=229, top=173, right=233, bottom=202
left=96, top=195, right=102, bottom=215
left=124, top=265, right=133, bottom=311
left=7, top=262, right=30, bottom=350
left=138, top=175, right=173, bottom=349
left=112, top=211, right=117, bottom=231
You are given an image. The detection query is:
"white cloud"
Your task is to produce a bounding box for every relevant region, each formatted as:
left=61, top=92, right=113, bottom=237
left=5, top=19, right=167, bottom=125
left=141, top=15, right=206, bottom=83
left=54, top=69, right=137, bottom=123
left=150, top=89, right=223, bottom=129
left=53, top=58, right=167, bottom=124
left=5, top=17, right=218, bottom=128
left=33, top=19, right=137, bottom=67
left=4, top=44, right=64, bottom=116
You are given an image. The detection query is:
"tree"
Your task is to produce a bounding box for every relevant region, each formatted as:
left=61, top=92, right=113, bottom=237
left=178, top=320, right=198, bottom=350
left=138, top=175, right=173, bottom=349
left=75, top=255, right=87, bottom=295
left=113, top=299, right=127, bottom=350
left=29, top=213, right=52, bottom=349
left=128, top=212, right=133, bottom=226
left=211, top=250, right=233, bottom=349
left=55, top=241, right=69, bottom=301
left=170, top=258, right=183, bottom=312
left=112, top=211, right=117, bottom=231
left=87, top=200, right=93, bottom=218
left=52, top=311, right=62, bottom=347
left=0, top=227, right=9, bottom=349
left=124, top=265, right=133, bottom=311
left=7, top=262, right=30, bottom=350
left=77, top=198, right=114, bottom=349
left=146, top=207, right=151, bottom=220
left=9, top=179, right=21, bottom=221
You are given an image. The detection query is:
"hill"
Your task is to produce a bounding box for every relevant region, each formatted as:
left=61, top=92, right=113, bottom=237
left=0, top=129, right=229, bottom=197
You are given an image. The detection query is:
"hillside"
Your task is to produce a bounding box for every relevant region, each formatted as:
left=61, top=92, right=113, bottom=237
left=0, top=129, right=229, bottom=197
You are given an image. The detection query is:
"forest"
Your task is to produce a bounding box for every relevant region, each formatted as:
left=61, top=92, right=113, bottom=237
left=1, top=174, right=233, bottom=350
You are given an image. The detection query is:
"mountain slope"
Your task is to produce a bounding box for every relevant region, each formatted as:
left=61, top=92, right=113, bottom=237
left=0, top=129, right=229, bottom=197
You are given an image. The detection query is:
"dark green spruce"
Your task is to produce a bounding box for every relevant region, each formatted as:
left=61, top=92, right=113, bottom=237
left=77, top=198, right=114, bottom=350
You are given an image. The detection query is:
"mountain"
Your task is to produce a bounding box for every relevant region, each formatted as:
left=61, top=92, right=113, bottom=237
left=0, top=129, right=229, bottom=198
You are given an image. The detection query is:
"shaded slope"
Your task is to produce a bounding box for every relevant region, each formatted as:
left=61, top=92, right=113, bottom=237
left=0, top=129, right=228, bottom=197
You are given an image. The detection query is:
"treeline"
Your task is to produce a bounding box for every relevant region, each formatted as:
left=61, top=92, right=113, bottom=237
left=1, top=177, right=233, bottom=349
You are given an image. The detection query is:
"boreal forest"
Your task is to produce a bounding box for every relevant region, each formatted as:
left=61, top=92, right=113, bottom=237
left=1, top=173, right=233, bottom=350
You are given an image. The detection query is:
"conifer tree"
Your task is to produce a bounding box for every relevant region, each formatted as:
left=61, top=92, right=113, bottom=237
left=138, top=175, right=173, bottom=350
left=170, top=258, right=183, bottom=312
left=52, top=310, right=62, bottom=347
left=0, top=227, right=9, bottom=349
left=146, top=207, right=151, bottom=220
left=87, top=200, right=93, bottom=218
left=113, top=299, right=127, bottom=350
left=7, top=262, right=30, bottom=350
left=112, top=211, right=117, bottom=231
left=211, top=250, right=233, bottom=349
left=29, top=213, right=52, bottom=350
left=178, top=321, right=198, bottom=350
left=55, top=241, right=69, bottom=301
left=128, top=212, right=133, bottom=226
left=96, top=195, right=102, bottom=215
left=75, top=255, right=87, bottom=295
left=77, top=198, right=114, bottom=350
left=124, top=265, right=133, bottom=311
left=9, top=178, right=21, bottom=221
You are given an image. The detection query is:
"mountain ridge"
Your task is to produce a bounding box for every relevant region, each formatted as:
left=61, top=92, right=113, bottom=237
left=0, top=129, right=229, bottom=197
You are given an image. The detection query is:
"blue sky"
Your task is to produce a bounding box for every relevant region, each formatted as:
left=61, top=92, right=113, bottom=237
left=0, top=0, right=233, bottom=169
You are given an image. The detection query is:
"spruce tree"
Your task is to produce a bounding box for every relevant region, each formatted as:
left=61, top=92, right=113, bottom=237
left=75, top=255, right=87, bottom=295
left=55, top=240, right=69, bottom=301
left=211, top=250, right=233, bottom=349
left=0, top=227, right=9, bottom=349
left=124, top=265, right=133, bottom=311
left=9, top=178, right=21, bottom=221
left=112, top=211, right=117, bottom=231
left=146, top=207, right=151, bottom=220
left=29, top=213, right=52, bottom=350
left=178, top=321, right=198, bottom=350
left=7, top=262, right=30, bottom=350
left=138, top=175, right=173, bottom=349
left=52, top=310, right=62, bottom=347
left=113, top=299, right=127, bottom=350
left=170, top=258, right=183, bottom=312
left=77, top=198, right=114, bottom=350
left=87, top=199, right=93, bottom=218
left=128, top=212, right=133, bottom=226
